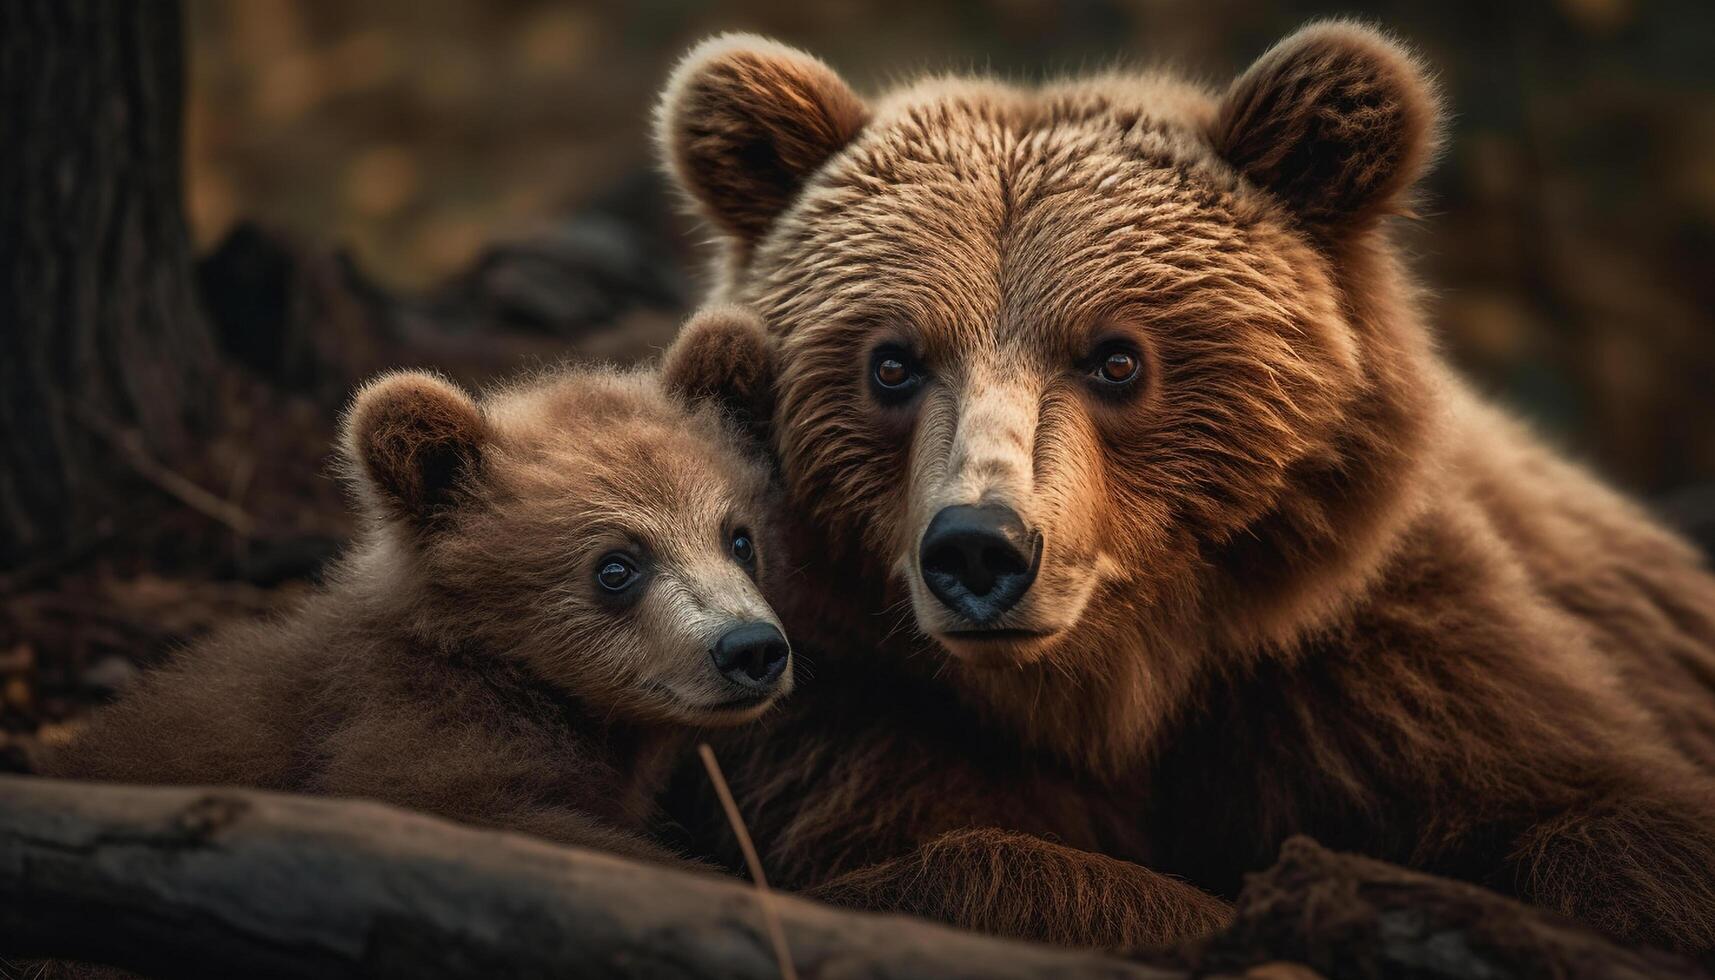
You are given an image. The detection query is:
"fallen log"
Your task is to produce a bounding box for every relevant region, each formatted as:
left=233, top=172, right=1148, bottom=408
left=0, top=776, right=1176, bottom=979
left=1184, top=836, right=1709, bottom=980
left=2, top=776, right=1704, bottom=980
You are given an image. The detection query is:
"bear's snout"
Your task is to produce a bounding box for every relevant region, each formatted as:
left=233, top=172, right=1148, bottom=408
left=710, top=621, right=791, bottom=691
left=918, top=504, right=1041, bottom=625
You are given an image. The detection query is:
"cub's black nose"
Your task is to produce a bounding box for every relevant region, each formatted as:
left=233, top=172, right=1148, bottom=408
left=711, top=622, right=790, bottom=689
left=919, top=504, right=1040, bottom=625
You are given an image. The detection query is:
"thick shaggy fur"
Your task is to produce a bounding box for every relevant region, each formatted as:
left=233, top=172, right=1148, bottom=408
left=44, top=353, right=791, bottom=866
left=656, top=21, right=1715, bottom=954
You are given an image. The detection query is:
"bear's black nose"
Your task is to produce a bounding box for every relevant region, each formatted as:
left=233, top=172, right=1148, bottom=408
left=919, top=504, right=1040, bottom=625
left=711, top=622, right=790, bottom=690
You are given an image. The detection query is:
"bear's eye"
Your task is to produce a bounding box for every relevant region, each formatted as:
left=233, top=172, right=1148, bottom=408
left=731, top=530, right=755, bottom=565
left=1100, top=352, right=1138, bottom=383
left=595, top=554, right=640, bottom=593
left=869, top=345, right=924, bottom=405
left=1086, top=342, right=1143, bottom=390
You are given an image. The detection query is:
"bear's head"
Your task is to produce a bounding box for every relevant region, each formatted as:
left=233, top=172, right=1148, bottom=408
left=658, top=23, right=1446, bottom=755
left=339, top=332, right=792, bottom=727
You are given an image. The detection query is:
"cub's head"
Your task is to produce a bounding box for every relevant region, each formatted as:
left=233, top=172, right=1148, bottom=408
left=659, top=23, right=1443, bottom=669
left=340, top=330, right=790, bottom=725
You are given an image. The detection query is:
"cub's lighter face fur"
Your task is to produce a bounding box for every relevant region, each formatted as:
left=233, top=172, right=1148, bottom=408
left=343, top=368, right=791, bottom=726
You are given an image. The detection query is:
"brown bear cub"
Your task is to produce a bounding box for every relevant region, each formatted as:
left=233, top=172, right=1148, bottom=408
left=657, top=22, right=1715, bottom=955
left=44, top=318, right=792, bottom=866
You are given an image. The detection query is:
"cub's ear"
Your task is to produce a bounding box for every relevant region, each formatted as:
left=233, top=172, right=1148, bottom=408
left=661, top=306, right=775, bottom=443
left=342, top=371, right=488, bottom=526
left=1212, top=21, right=1441, bottom=231
left=656, top=33, right=868, bottom=245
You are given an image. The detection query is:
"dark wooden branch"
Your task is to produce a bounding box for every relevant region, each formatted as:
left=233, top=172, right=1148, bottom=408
left=3, top=778, right=1704, bottom=980
left=1184, top=836, right=1709, bottom=980
left=0, top=776, right=1176, bottom=980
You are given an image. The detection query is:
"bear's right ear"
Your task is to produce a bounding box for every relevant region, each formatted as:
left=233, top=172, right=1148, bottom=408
left=342, top=371, right=488, bottom=527
left=1212, top=21, right=1441, bottom=232
left=661, top=306, right=775, bottom=444
left=656, top=34, right=868, bottom=245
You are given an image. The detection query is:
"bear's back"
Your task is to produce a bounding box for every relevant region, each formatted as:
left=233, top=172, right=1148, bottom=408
left=1450, top=389, right=1715, bottom=769
left=39, top=606, right=340, bottom=787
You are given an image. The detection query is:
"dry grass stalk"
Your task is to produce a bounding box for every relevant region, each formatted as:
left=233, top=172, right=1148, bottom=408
left=698, top=742, right=798, bottom=980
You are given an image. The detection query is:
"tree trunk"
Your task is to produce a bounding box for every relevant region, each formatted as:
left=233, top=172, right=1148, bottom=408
left=0, top=0, right=214, bottom=564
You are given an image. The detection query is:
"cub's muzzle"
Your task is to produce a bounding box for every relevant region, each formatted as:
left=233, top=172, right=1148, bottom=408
left=919, top=504, right=1041, bottom=625
left=710, top=621, right=791, bottom=691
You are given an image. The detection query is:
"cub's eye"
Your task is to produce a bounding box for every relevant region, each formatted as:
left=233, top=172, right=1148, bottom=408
left=869, top=345, right=924, bottom=405
left=1087, top=342, right=1144, bottom=390
left=731, top=530, right=755, bottom=565
left=595, top=554, right=639, bottom=593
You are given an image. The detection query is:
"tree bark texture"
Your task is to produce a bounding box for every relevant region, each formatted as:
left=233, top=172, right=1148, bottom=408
left=0, top=0, right=214, bottom=564
left=0, top=776, right=1178, bottom=980
left=3, top=777, right=1707, bottom=980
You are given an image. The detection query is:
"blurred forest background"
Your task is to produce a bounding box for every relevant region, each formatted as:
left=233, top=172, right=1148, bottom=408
left=3, top=0, right=1713, bottom=767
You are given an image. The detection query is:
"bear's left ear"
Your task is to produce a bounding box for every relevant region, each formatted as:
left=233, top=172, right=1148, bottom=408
left=656, top=34, right=869, bottom=246
left=341, top=371, right=489, bottom=528
left=661, top=305, right=775, bottom=445
left=1212, top=21, right=1442, bottom=232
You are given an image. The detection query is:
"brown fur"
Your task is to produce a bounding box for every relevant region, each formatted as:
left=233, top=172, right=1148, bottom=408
left=661, top=304, right=779, bottom=446
left=657, top=21, right=1715, bottom=954
left=43, top=344, right=793, bottom=867
left=657, top=35, right=869, bottom=249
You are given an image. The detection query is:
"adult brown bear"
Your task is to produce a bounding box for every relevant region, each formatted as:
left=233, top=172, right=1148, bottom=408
left=656, top=22, right=1715, bottom=955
